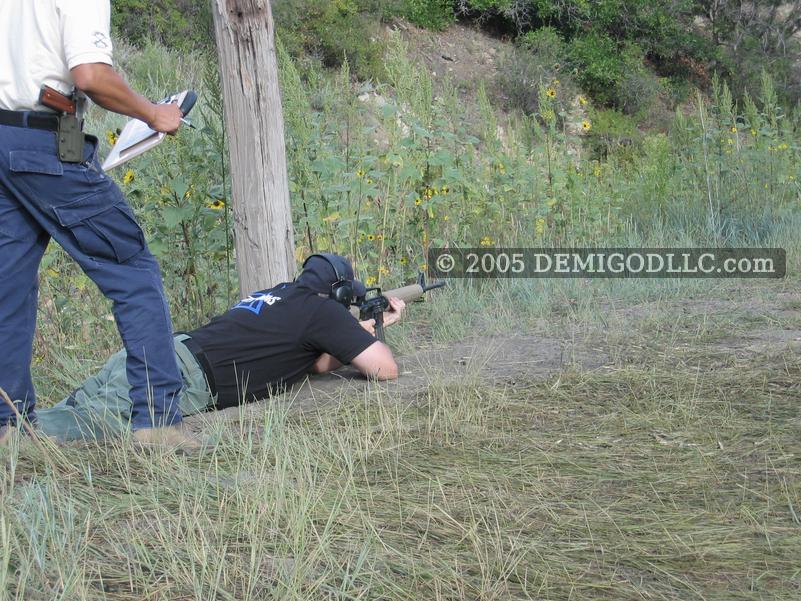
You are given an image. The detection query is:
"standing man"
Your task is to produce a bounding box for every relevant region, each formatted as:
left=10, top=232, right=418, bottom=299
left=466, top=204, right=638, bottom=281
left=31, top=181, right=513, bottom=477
left=0, top=0, right=198, bottom=449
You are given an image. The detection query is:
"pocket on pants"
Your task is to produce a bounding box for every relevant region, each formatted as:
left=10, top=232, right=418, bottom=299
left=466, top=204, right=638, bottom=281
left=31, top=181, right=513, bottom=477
left=53, top=192, right=145, bottom=263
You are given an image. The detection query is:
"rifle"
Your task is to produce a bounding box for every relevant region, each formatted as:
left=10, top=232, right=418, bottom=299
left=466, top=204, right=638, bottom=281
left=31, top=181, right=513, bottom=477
left=349, top=273, right=446, bottom=342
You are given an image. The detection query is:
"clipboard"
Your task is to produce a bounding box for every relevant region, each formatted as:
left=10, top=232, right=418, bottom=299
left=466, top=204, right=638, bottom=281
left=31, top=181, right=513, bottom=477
left=102, top=90, right=197, bottom=171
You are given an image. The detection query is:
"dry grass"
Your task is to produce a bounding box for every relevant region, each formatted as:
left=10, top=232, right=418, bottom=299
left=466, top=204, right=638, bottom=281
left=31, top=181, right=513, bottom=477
left=3, top=329, right=800, bottom=599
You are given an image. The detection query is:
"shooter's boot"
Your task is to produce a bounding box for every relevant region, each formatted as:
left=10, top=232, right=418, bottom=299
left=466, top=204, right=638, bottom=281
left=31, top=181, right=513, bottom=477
left=132, top=424, right=207, bottom=453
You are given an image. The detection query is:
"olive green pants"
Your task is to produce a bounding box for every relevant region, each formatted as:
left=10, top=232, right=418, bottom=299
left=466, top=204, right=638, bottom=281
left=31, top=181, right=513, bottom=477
left=37, top=335, right=215, bottom=442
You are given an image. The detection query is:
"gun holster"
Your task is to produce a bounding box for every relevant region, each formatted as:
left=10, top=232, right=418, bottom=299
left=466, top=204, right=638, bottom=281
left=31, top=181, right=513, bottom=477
left=57, top=114, right=84, bottom=163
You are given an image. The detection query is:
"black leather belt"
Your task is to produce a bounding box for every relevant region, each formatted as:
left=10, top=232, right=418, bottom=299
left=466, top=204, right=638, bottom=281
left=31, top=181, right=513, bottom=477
left=0, top=109, right=61, bottom=131
left=180, top=335, right=218, bottom=399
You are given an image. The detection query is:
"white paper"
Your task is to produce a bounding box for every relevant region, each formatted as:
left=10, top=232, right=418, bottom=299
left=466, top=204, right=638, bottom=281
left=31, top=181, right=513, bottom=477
left=102, top=90, right=190, bottom=171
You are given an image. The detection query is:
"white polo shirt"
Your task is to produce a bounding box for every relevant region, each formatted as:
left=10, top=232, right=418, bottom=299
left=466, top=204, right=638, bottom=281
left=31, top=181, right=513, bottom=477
left=0, top=0, right=113, bottom=111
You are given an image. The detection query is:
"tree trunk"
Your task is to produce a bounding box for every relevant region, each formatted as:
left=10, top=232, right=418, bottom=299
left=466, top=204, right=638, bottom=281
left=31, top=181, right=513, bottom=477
left=210, top=0, right=295, bottom=296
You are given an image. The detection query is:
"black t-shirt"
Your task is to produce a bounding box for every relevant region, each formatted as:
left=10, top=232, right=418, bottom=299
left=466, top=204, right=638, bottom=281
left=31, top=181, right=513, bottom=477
left=187, top=282, right=378, bottom=408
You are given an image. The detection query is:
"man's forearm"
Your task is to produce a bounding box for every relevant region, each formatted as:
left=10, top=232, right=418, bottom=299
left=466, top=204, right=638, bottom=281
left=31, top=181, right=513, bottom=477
left=70, top=63, right=155, bottom=125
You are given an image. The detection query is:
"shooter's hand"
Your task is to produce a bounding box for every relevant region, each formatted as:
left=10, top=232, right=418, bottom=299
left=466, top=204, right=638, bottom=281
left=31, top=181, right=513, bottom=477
left=383, top=297, right=406, bottom=328
left=147, top=102, right=183, bottom=134
left=360, top=319, right=376, bottom=336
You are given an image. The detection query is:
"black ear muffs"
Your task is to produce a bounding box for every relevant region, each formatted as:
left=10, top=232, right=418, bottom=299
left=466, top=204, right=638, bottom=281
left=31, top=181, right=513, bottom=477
left=302, top=253, right=354, bottom=307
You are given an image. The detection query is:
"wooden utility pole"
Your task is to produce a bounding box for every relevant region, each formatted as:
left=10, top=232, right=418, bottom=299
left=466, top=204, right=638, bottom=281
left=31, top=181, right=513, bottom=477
left=210, top=0, right=295, bottom=296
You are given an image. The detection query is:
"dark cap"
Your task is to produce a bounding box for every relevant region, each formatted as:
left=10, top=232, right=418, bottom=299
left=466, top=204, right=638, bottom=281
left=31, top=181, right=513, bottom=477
left=297, top=254, right=367, bottom=301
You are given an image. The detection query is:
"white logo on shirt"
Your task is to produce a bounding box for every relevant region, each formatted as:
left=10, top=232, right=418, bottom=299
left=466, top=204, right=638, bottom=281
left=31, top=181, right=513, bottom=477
left=233, top=292, right=283, bottom=315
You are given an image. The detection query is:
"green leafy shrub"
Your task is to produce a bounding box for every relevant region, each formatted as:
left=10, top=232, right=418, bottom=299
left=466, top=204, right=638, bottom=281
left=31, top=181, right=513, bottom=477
left=583, top=108, right=641, bottom=160
left=496, top=28, right=576, bottom=116
left=313, top=9, right=386, bottom=80
left=111, top=0, right=211, bottom=51
left=566, top=33, right=625, bottom=107
left=461, top=0, right=710, bottom=111
left=273, top=0, right=388, bottom=81
left=402, top=0, right=455, bottom=30
left=613, top=46, right=665, bottom=116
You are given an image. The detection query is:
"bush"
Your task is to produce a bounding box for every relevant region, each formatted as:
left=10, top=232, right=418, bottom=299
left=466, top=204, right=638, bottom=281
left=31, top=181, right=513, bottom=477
left=567, top=32, right=625, bottom=106
left=496, top=28, right=576, bottom=115
left=583, top=108, right=642, bottom=160
left=111, top=0, right=212, bottom=50
left=613, top=46, right=665, bottom=116
left=312, top=8, right=387, bottom=80
left=402, top=0, right=455, bottom=30
left=273, top=0, right=388, bottom=81
left=462, top=0, right=710, bottom=111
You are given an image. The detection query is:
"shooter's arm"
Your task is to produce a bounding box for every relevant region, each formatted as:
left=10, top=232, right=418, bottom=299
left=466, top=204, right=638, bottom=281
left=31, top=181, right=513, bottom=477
left=310, top=353, right=342, bottom=373
left=70, top=63, right=182, bottom=132
left=351, top=341, right=399, bottom=380
left=310, top=318, right=383, bottom=373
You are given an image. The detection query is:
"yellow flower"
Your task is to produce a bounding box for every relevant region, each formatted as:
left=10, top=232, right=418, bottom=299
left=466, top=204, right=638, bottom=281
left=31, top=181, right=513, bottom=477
left=356, top=169, right=366, bottom=178
left=443, top=214, right=449, bottom=221
left=552, top=79, right=560, bottom=86
left=578, top=95, right=588, bottom=106
left=480, top=236, right=493, bottom=247
left=593, top=164, right=602, bottom=178
left=366, top=276, right=377, bottom=286
left=497, top=163, right=506, bottom=174
left=778, top=143, right=789, bottom=151
left=730, top=126, right=737, bottom=133
left=377, top=233, right=384, bottom=241
left=208, top=199, right=225, bottom=210
left=581, top=120, right=592, bottom=132
left=106, top=130, right=118, bottom=146
left=419, top=264, right=427, bottom=272
left=726, top=138, right=734, bottom=145
left=414, top=198, right=422, bottom=206
left=358, top=233, right=365, bottom=243
left=367, top=234, right=376, bottom=241
left=789, top=175, right=796, bottom=181
left=545, top=87, right=557, bottom=99
left=399, top=256, right=408, bottom=265
left=424, top=187, right=435, bottom=199
left=751, top=128, right=757, bottom=137
left=535, top=217, right=546, bottom=235
left=122, top=169, right=135, bottom=184
left=440, top=185, right=449, bottom=194
left=379, top=266, right=390, bottom=276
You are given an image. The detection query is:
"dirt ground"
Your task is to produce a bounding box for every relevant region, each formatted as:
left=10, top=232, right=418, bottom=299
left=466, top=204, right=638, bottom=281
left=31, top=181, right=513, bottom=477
left=187, top=287, right=801, bottom=428
left=388, top=19, right=507, bottom=95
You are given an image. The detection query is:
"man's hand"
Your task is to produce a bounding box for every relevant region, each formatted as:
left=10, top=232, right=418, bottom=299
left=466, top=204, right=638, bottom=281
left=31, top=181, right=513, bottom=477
left=360, top=319, right=376, bottom=336
left=147, top=102, right=182, bottom=134
left=382, top=297, right=406, bottom=328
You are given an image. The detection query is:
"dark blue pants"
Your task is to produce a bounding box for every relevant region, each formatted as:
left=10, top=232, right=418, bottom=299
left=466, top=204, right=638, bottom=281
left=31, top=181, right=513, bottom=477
left=0, top=123, right=183, bottom=430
